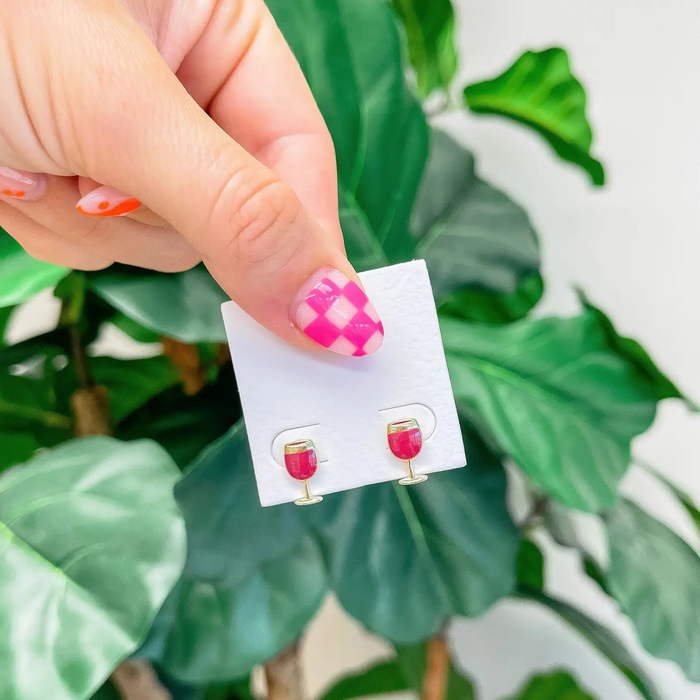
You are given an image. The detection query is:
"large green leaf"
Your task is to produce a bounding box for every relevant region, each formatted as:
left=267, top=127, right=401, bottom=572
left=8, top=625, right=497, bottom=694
left=506, top=671, right=597, bottom=700
left=0, top=230, right=70, bottom=308
left=171, top=422, right=306, bottom=582
left=140, top=424, right=325, bottom=682
left=579, top=292, right=693, bottom=407
left=145, top=536, right=326, bottom=684
left=605, top=499, right=700, bottom=682
left=439, top=274, right=543, bottom=325
left=518, top=589, right=663, bottom=700
left=89, top=266, right=228, bottom=343
left=464, top=48, right=605, bottom=186
left=268, top=0, right=429, bottom=270
left=442, top=309, right=658, bottom=511
left=320, top=642, right=475, bottom=700
left=390, top=0, right=458, bottom=97
left=413, top=130, right=540, bottom=301
left=0, top=437, right=186, bottom=700
left=322, top=428, right=518, bottom=643
left=0, top=372, right=72, bottom=470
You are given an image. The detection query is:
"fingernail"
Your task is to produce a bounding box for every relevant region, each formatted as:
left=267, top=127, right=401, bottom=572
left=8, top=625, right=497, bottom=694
left=76, top=186, right=140, bottom=217
left=292, top=267, right=384, bottom=357
left=0, top=168, right=47, bottom=201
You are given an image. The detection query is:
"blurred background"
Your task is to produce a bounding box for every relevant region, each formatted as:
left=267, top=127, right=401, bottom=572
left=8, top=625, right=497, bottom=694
left=6, top=1, right=699, bottom=699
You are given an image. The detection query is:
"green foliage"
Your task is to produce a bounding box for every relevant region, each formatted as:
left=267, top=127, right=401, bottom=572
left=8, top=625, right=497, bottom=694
left=89, top=266, right=229, bottom=343
left=442, top=308, right=659, bottom=511
left=0, top=230, right=69, bottom=307
left=0, top=437, right=186, bottom=700
left=140, top=425, right=326, bottom=682
left=516, top=539, right=545, bottom=591
left=322, top=427, right=519, bottom=643
left=412, top=130, right=541, bottom=302
left=320, top=643, right=475, bottom=700
left=439, top=274, right=544, bottom=325
left=518, top=589, right=663, bottom=700
left=0, top=0, right=694, bottom=697
left=269, top=0, right=430, bottom=273
left=606, top=499, right=700, bottom=682
left=464, top=48, right=605, bottom=185
left=390, top=0, right=458, bottom=97
left=0, top=370, right=72, bottom=470
left=506, top=671, right=596, bottom=700
left=578, top=291, right=691, bottom=405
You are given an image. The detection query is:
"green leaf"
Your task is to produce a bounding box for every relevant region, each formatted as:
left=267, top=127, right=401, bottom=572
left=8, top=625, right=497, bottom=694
left=413, top=130, right=540, bottom=302
left=645, top=466, right=700, bottom=534
left=140, top=424, right=325, bottom=682
left=0, top=230, right=70, bottom=307
left=323, top=427, right=518, bottom=643
left=390, top=0, right=458, bottom=97
left=582, top=556, right=610, bottom=596
left=89, top=266, right=229, bottom=343
left=320, top=642, right=475, bottom=700
left=268, top=0, right=429, bottom=270
left=0, top=305, right=14, bottom=345
left=518, top=588, right=663, bottom=700
left=171, top=422, right=307, bottom=582
left=605, top=499, right=700, bottom=682
left=0, top=436, right=186, bottom=700
left=578, top=291, right=693, bottom=407
left=0, top=372, right=72, bottom=469
left=115, top=368, right=241, bottom=470
left=442, top=309, right=658, bottom=511
left=55, top=355, right=180, bottom=425
left=439, top=274, right=543, bottom=325
left=464, top=48, right=605, bottom=186
left=110, top=313, right=161, bottom=344
left=146, top=536, right=326, bottom=684
left=506, top=670, right=596, bottom=700
left=517, top=539, right=545, bottom=590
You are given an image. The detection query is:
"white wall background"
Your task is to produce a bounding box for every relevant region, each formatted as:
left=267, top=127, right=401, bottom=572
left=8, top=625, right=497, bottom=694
left=304, top=1, right=700, bottom=699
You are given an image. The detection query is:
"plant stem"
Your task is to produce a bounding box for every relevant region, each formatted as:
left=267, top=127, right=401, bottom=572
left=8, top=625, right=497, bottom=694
left=111, top=660, right=171, bottom=700
left=422, top=633, right=449, bottom=700
left=265, top=642, right=304, bottom=700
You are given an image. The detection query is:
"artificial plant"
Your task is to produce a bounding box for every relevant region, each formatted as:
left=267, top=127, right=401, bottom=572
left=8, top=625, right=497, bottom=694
left=0, top=1, right=696, bottom=700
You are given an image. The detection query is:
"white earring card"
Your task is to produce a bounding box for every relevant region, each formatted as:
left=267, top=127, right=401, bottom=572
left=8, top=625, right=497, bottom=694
left=221, top=260, right=466, bottom=507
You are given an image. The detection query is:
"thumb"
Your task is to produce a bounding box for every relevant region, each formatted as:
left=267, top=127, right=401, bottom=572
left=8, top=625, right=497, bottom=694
left=72, top=9, right=384, bottom=357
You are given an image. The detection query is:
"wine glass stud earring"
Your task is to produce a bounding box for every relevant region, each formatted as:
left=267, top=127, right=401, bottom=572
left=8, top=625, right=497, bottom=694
left=284, top=439, right=323, bottom=506
left=387, top=419, right=428, bottom=485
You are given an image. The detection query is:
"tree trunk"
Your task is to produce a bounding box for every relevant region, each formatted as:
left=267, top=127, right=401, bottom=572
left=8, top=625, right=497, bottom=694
left=422, top=635, right=449, bottom=700
left=111, top=660, right=171, bottom=700
left=265, top=642, right=304, bottom=700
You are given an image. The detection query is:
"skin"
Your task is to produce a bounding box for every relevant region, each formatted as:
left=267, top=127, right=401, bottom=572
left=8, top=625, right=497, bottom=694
left=0, top=0, right=360, bottom=350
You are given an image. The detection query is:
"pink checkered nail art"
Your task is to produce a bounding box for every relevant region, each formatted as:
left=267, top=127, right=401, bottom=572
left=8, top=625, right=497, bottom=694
left=293, top=268, right=384, bottom=357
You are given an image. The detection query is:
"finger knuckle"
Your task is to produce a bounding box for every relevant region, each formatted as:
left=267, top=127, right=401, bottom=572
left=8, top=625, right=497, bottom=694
left=213, top=172, right=303, bottom=266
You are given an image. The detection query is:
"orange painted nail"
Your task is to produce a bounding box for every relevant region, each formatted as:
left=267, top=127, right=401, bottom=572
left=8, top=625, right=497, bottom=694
left=0, top=168, right=47, bottom=201
left=76, top=186, right=141, bottom=217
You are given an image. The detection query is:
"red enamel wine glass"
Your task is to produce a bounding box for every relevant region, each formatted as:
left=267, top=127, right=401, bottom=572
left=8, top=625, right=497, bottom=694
left=283, top=439, right=323, bottom=506
left=387, top=419, right=428, bottom=485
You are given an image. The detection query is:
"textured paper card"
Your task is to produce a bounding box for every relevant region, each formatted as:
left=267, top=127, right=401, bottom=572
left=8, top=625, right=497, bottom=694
left=222, top=260, right=466, bottom=506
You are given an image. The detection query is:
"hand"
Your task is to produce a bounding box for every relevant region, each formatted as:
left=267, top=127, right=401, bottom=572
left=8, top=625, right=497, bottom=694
left=0, top=0, right=383, bottom=357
